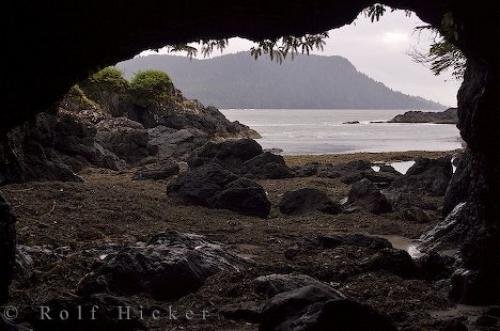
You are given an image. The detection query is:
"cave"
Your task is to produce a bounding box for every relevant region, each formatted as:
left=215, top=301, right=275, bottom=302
left=2, top=0, right=499, bottom=321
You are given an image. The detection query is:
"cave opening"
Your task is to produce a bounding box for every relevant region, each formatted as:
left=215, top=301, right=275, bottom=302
left=2, top=1, right=500, bottom=329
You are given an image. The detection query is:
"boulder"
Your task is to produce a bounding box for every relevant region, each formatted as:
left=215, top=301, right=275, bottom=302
left=0, top=194, right=16, bottom=302
left=378, top=164, right=400, bottom=175
left=253, top=273, right=332, bottom=298
left=341, top=170, right=398, bottom=189
left=347, top=179, right=392, bottom=214
left=359, top=248, right=416, bottom=278
left=443, top=151, right=472, bottom=215
left=167, top=162, right=271, bottom=217
left=415, top=252, right=454, bottom=281
left=95, top=117, right=157, bottom=165
left=292, top=162, right=320, bottom=177
left=391, top=156, right=453, bottom=196
left=147, top=126, right=210, bottom=161
left=399, top=206, right=432, bottom=223
left=133, top=159, right=179, bottom=180
left=278, top=188, right=341, bottom=215
left=240, top=152, right=293, bottom=179
left=315, top=233, right=392, bottom=250
left=259, top=285, right=396, bottom=331
left=78, top=231, right=244, bottom=300
left=383, top=191, right=438, bottom=212
left=188, top=139, right=263, bottom=170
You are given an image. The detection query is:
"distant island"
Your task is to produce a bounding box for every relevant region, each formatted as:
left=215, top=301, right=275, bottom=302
left=388, top=108, right=458, bottom=124
left=118, top=52, right=446, bottom=110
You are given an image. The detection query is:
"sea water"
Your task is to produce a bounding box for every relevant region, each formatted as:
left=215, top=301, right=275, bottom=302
left=221, top=109, right=462, bottom=155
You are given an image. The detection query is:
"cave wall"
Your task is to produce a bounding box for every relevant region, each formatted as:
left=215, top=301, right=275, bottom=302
left=3, top=0, right=500, bottom=303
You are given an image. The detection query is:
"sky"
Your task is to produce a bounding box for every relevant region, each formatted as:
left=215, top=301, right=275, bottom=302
left=140, top=10, right=461, bottom=107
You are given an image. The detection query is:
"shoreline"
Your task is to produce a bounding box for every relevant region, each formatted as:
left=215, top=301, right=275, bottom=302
left=283, top=149, right=461, bottom=167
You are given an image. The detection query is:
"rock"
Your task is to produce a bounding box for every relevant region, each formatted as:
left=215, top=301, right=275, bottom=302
left=388, top=108, right=458, bottom=124
left=476, top=314, right=498, bottom=328
left=253, top=273, right=332, bottom=298
left=167, top=162, right=271, bottom=218
left=443, top=151, right=472, bottom=215
left=240, top=152, right=293, bottom=179
left=133, top=159, right=179, bottom=180
left=383, top=191, right=438, bottom=212
left=78, top=231, right=244, bottom=300
left=360, top=248, right=416, bottom=278
left=263, top=148, right=283, bottom=155
left=347, top=179, right=392, bottom=214
left=221, top=301, right=262, bottom=323
left=14, top=246, right=34, bottom=284
left=292, top=162, right=320, bottom=177
left=95, top=117, right=157, bottom=165
left=378, top=164, right=400, bottom=175
left=391, top=156, right=453, bottom=196
left=449, top=268, right=500, bottom=305
left=415, top=252, right=454, bottom=281
left=29, top=294, right=145, bottom=331
left=0, top=194, right=16, bottom=302
left=188, top=139, right=263, bottom=170
left=343, top=120, right=360, bottom=124
left=315, top=233, right=392, bottom=250
left=259, top=285, right=396, bottom=331
left=399, top=206, right=432, bottom=223
left=341, top=170, right=397, bottom=189
left=419, top=203, right=467, bottom=252
left=316, top=160, right=372, bottom=179
left=278, top=188, right=341, bottom=215
left=147, top=126, right=210, bottom=161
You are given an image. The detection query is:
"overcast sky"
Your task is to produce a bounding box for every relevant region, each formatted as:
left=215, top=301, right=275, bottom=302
left=141, top=10, right=461, bottom=106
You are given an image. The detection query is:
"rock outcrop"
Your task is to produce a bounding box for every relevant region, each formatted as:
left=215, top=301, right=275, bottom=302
left=278, top=188, right=341, bottom=215
left=259, top=285, right=396, bottom=331
left=390, top=156, right=453, bottom=196
left=78, top=231, right=245, bottom=300
left=0, top=194, right=16, bottom=302
left=347, top=179, right=392, bottom=214
left=167, top=162, right=271, bottom=218
left=388, top=108, right=458, bottom=124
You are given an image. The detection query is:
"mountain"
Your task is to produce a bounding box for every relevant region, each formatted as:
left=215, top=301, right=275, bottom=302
left=118, top=52, right=445, bottom=110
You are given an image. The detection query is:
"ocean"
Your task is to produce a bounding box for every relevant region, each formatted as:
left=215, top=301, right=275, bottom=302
left=221, top=109, right=462, bottom=155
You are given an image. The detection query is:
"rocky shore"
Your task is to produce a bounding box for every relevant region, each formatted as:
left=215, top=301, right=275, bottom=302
left=1, top=70, right=497, bottom=330
left=2, top=140, right=495, bottom=330
left=388, top=108, right=458, bottom=124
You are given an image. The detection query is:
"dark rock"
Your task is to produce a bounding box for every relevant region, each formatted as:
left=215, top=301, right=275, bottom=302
left=292, top=162, right=320, bottom=177
left=399, top=206, right=432, bottom=223
left=147, top=126, right=210, bottom=161
left=29, top=294, right=145, bottom=331
left=167, top=162, right=271, bottom=218
left=378, top=164, right=401, bottom=175
left=449, top=268, right=500, bottom=305
left=259, top=285, right=396, bottom=331
left=476, top=314, right=498, bottom=327
left=78, top=231, right=244, bottom=300
left=188, top=139, right=263, bottom=170
left=347, top=179, right=392, bottom=214
left=278, top=188, right=341, bottom=215
left=0, top=194, right=16, bottom=303
left=360, top=248, right=416, bottom=278
left=332, top=160, right=372, bottom=173
left=253, top=273, right=332, bottom=298
left=241, top=152, right=293, bottom=179
left=419, top=203, right=467, bottom=252
left=221, top=302, right=262, bottom=323
left=441, top=318, right=468, bottom=331
left=133, top=159, right=179, bottom=180
left=388, top=108, right=458, bottom=124
left=415, top=252, right=454, bottom=280
left=343, top=121, right=360, bottom=124
left=95, top=117, right=157, bottom=165
left=342, top=170, right=397, bottom=189
left=391, top=156, right=453, bottom=196
left=383, top=191, right=438, bottom=212
left=315, top=233, right=392, bottom=250
left=443, top=151, right=472, bottom=215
